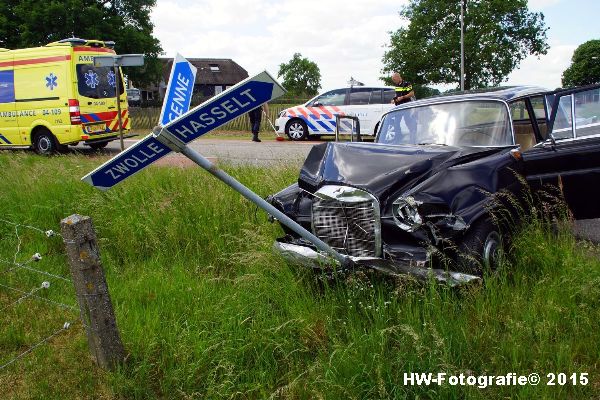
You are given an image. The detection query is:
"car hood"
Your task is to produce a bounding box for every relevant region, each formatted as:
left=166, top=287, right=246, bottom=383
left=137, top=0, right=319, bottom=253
left=298, top=142, right=508, bottom=200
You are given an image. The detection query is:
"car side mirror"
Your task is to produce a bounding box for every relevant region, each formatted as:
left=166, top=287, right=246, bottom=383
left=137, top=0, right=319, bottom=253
left=312, top=102, right=323, bottom=107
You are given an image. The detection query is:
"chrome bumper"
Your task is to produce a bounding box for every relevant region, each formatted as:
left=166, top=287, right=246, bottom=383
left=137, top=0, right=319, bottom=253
left=274, top=241, right=481, bottom=287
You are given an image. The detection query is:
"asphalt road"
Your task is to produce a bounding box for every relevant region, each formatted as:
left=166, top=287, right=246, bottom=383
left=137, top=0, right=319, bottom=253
left=73, top=138, right=600, bottom=245
left=96, top=137, right=315, bottom=166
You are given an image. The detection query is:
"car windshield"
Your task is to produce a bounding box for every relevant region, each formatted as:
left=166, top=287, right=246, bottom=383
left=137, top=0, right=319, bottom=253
left=377, top=100, right=513, bottom=147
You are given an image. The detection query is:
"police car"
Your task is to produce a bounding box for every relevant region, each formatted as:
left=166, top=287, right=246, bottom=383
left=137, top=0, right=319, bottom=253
left=275, top=86, right=396, bottom=140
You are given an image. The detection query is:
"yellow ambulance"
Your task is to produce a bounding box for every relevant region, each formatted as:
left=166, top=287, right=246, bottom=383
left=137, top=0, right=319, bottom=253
left=0, top=38, right=131, bottom=154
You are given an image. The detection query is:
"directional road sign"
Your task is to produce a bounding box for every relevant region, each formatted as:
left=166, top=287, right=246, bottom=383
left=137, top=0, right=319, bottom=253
left=159, top=54, right=197, bottom=126
left=82, top=70, right=286, bottom=190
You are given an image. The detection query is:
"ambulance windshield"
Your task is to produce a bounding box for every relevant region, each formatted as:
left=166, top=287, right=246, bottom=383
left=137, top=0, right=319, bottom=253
left=76, top=64, right=124, bottom=99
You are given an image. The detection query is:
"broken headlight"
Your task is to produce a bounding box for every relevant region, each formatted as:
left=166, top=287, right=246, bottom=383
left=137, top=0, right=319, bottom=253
left=392, top=196, right=423, bottom=232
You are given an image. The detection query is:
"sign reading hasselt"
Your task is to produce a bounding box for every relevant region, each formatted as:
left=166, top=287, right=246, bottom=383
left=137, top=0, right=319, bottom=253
left=82, top=70, right=286, bottom=190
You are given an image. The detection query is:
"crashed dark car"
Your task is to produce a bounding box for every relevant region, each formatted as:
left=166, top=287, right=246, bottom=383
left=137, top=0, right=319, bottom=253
left=268, top=85, right=600, bottom=282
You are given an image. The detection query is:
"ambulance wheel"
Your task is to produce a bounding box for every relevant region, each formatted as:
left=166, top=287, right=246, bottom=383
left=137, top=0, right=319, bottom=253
left=89, top=142, right=108, bottom=150
left=33, top=128, right=60, bottom=155
left=285, top=119, right=308, bottom=141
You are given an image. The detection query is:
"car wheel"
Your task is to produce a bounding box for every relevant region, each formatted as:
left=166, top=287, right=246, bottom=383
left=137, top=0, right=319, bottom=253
left=33, top=128, right=60, bottom=155
left=89, top=142, right=108, bottom=150
left=457, top=217, right=503, bottom=275
left=286, top=119, right=308, bottom=141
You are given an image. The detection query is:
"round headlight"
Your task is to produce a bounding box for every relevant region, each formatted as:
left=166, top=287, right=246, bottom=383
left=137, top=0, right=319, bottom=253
left=392, top=196, right=422, bottom=232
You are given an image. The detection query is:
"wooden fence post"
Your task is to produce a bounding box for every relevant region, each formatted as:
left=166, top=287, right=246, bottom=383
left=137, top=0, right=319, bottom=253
left=60, top=214, right=125, bottom=370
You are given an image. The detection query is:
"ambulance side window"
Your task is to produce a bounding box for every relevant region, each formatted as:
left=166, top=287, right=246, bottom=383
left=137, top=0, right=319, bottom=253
left=0, top=70, right=15, bottom=103
left=76, top=64, right=124, bottom=99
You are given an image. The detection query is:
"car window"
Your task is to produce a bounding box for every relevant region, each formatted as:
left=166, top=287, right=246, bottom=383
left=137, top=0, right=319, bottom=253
left=369, top=89, right=383, bottom=104
left=348, top=88, right=371, bottom=105
left=530, top=96, right=548, bottom=138
left=348, top=88, right=384, bottom=105
left=510, top=100, right=536, bottom=150
left=312, top=89, right=346, bottom=106
left=383, top=89, right=395, bottom=105
left=574, top=88, right=600, bottom=137
left=378, top=100, right=512, bottom=146
left=552, top=95, right=574, bottom=139
left=510, top=100, right=530, bottom=121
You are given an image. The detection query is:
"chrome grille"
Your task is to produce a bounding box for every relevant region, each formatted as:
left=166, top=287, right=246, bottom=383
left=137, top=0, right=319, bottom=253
left=311, top=186, right=381, bottom=257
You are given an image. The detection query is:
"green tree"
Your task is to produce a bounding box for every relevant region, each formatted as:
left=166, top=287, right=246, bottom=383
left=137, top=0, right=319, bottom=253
left=382, top=0, right=549, bottom=90
left=562, top=40, right=600, bottom=87
left=278, top=53, right=321, bottom=96
left=0, top=0, right=162, bottom=87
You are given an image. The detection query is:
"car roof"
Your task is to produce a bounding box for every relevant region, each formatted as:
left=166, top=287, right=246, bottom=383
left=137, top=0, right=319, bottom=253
left=318, top=86, right=396, bottom=92
left=392, top=86, right=549, bottom=110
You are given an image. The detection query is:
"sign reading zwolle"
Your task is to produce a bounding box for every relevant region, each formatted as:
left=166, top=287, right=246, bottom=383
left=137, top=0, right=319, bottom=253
left=159, top=53, right=197, bottom=126
left=81, top=71, right=286, bottom=190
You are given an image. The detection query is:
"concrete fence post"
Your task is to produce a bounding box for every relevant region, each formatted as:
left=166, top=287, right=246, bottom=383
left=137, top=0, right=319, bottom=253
left=60, top=214, right=125, bottom=370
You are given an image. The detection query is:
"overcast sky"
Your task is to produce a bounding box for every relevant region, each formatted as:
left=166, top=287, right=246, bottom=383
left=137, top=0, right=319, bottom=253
left=151, top=0, right=600, bottom=92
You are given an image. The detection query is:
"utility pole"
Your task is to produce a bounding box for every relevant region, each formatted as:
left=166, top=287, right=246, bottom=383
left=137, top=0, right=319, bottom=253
left=460, top=0, right=465, bottom=91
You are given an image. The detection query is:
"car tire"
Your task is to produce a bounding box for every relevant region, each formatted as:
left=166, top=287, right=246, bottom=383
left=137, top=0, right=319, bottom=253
left=32, top=128, right=61, bottom=155
left=89, top=142, right=108, bottom=150
left=456, top=217, right=503, bottom=275
left=286, top=119, right=308, bottom=141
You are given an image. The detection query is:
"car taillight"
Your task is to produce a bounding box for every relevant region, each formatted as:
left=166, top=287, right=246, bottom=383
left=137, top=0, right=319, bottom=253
left=68, top=99, right=81, bottom=125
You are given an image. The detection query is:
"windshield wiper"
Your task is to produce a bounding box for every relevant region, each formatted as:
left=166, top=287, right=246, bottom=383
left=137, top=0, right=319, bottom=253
left=417, top=142, right=447, bottom=146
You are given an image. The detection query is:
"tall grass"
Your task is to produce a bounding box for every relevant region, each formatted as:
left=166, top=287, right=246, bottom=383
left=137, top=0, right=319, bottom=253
left=0, top=153, right=598, bottom=399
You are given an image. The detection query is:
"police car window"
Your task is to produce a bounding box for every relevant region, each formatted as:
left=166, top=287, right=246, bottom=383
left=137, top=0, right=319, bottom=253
left=368, top=89, right=383, bottom=104
left=383, top=90, right=395, bottom=104
left=574, top=88, right=600, bottom=137
left=76, top=64, right=124, bottom=99
left=348, top=88, right=370, bottom=105
left=313, top=89, right=346, bottom=106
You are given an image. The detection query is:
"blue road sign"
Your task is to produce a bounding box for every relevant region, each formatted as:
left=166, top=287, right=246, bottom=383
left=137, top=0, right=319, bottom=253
left=159, top=54, right=197, bottom=126
left=82, top=70, right=286, bottom=190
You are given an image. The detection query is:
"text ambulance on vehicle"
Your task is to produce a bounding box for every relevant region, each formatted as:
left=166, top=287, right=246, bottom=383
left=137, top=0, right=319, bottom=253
left=0, top=38, right=131, bottom=154
left=275, top=86, right=396, bottom=141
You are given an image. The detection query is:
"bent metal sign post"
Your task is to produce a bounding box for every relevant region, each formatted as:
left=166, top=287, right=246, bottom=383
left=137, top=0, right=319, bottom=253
left=82, top=70, right=286, bottom=190
left=81, top=70, right=351, bottom=266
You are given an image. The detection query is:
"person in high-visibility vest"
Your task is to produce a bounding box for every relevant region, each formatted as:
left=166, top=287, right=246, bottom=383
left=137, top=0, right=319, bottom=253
left=390, top=72, right=417, bottom=140
left=391, top=72, right=415, bottom=106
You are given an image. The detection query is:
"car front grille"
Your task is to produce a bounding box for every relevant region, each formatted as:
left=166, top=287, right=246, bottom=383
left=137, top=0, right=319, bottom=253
left=311, top=186, right=381, bottom=258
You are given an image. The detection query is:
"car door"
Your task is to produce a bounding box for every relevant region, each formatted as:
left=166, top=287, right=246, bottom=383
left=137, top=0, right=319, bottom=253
left=522, top=84, right=600, bottom=219
left=307, top=88, right=348, bottom=133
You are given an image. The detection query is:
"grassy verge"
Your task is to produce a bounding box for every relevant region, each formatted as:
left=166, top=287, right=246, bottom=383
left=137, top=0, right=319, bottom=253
left=0, top=153, right=599, bottom=399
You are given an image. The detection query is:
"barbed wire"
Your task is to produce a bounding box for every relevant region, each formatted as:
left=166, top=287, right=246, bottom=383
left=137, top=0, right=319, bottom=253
left=0, top=282, right=78, bottom=312
left=0, top=256, right=71, bottom=282
left=0, top=219, right=79, bottom=371
left=0, top=320, right=76, bottom=371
